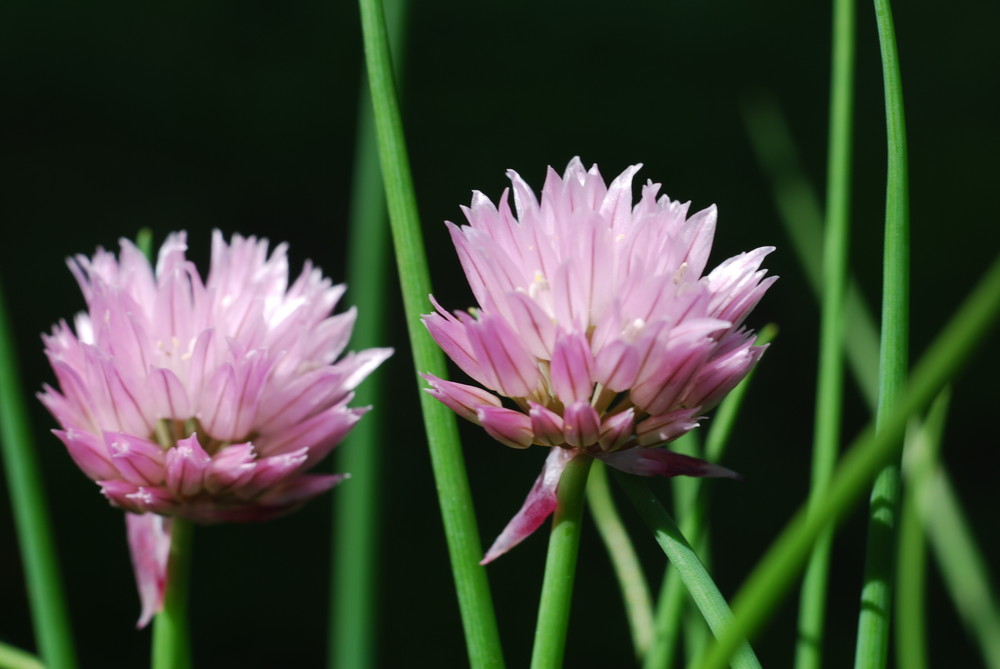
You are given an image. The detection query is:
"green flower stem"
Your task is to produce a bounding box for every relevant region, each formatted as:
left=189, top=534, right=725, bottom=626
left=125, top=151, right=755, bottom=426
left=894, top=390, right=949, bottom=669
left=356, top=0, right=504, bottom=666
left=695, top=252, right=1000, bottom=669
left=328, top=1, right=408, bottom=667
left=586, top=460, right=653, bottom=660
left=530, top=456, right=594, bottom=669
left=854, top=0, right=910, bottom=664
left=0, top=642, right=45, bottom=669
left=151, top=518, right=193, bottom=669
left=616, top=472, right=761, bottom=669
left=644, top=324, right=776, bottom=669
left=0, top=278, right=77, bottom=669
left=794, top=0, right=855, bottom=667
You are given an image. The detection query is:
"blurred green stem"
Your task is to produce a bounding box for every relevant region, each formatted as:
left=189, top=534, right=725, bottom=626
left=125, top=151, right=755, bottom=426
left=328, top=1, right=408, bottom=667
left=0, top=278, right=78, bottom=669
left=151, top=518, right=192, bottom=669
left=356, top=0, right=505, bottom=666
left=794, top=0, right=855, bottom=667
left=894, top=390, right=950, bottom=669
left=530, top=456, right=593, bottom=669
left=0, top=642, right=45, bottom=669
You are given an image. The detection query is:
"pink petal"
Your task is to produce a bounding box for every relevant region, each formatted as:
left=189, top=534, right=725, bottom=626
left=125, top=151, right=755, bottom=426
left=104, top=431, right=166, bottom=485
left=53, top=428, right=117, bottom=480
left=528, top=402, right=565, bottom=446
left=549, top=333, right=595, bottom=404
left=422, top=374, right=502, bottom=423
left=598, top=408, right=636, bottom=452
left=126, top=513, right=173, bottom=629
left=598, top=447, right=741, bottom=479
left=478, top=406, right=534, bottom=449
left=164, top=434, right=211, bottom=497
left=562, top=401, right=601, bottom=448
left=481, top=447, right=576, bottom=564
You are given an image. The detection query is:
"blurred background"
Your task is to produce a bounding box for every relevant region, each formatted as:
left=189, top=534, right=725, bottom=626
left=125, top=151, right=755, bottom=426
left=1, top=0, right=997, bottom=667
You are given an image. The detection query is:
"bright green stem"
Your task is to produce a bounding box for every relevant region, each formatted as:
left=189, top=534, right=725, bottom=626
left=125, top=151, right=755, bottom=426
left=911, top=396, right=1000, bottom=669
left=328, top=1, right=408, bottom=667
left=151, top=518, right=193, bottom=669
left=0, top=278, right=78, bottom=669
left=616, top=473, right=761, bottom=669
left=586, top=460, right=653, bottom=660
left=356, top=0, right=504, bottom=666
left=895, top=390, right=949, bottom=669
left=530, top=456, right=593, bottom=669
left=854, top=0, right=910, bottom=665
left=0, top=643, right=45, bottom=669
left=794, top=0, right=855, bottom=667
left=695, top=252, right=1000, bottom=669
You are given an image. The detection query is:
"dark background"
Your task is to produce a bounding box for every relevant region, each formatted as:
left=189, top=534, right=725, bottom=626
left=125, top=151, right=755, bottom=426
left=1, top=1, right=998, bottom=667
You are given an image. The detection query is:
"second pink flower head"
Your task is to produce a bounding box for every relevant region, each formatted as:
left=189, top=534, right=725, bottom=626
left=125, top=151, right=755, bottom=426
left=423, top=158, right=776, bottom=561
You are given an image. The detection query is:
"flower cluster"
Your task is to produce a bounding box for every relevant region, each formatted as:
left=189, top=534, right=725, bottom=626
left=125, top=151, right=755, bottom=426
left=41, top=231, right=391, bottom=625
left=423, top=158, right=775, bottom=561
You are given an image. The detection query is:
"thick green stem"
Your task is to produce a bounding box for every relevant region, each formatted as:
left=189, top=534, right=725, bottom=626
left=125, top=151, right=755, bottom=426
left=151, top=518, right=193, bottom=669
left=794, top=0, right=855, bottom=667
left=0, top=277, right=78, bottom=669
left=0, top=643, right=45, bottom=669
left=356, top=0, right=504, bottom=666
left=854, top=0, right=909, bottom=665
left=695, top=252, right=1000, bottom=669
left=616, top=473, right=761, bottom=669
left=530, top=456, right=593, bottom=669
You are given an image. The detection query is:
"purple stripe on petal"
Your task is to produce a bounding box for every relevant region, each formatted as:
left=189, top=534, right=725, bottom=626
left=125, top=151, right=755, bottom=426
left=54, top=428, right=117, bottom=480
left=598, top=408, right=636, bottom=452
left=528, top=402, right=565, bottom=446
left=165, top=434, right=211, bottom=497
left=550, top=333, right=595, bottom=404
left=104, top=431, right=166, bottom=485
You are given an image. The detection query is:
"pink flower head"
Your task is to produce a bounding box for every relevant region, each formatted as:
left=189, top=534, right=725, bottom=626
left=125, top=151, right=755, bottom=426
left=41, top=231, right=392, bottom=626
left=422, top=158, right=775, bottom=562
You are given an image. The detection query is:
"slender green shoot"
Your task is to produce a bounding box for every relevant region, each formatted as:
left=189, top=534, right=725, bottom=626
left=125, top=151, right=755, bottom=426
left=615, top=473, right=761, bottom=669
left=587, top=460, right=654, bottom=660
left=0, top=277, right=77, bottom=669
left=854, top=0, right=910, bottom=664
left=328, top=1, right=408, bottom=667
left=794, top=0, right=855, bottom=667
left=695, top=252, right=1000, bottom=669
left=895, top=390, right=950, bottom=669
left=530, top=456, right=593, bottom=669
left=151, top=518, right=193, bottom=669
left=356, top=0, right=504, bottom=665
left=0, top=642, right=45, bottom=669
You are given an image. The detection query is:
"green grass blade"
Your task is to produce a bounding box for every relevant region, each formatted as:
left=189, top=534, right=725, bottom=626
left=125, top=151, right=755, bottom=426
left=328, top=1, right=408, bottom=667
left=356, top=0, right=504, bottom=666
left=695, top=251, right=1000, bottom=669
left=615, top=473, right=762, bottom=669
left=0, top=278, right=78, bottom=669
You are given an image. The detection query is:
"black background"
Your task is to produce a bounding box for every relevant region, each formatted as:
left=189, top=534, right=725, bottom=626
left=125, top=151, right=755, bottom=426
left=1, top=1, right=998, bottom=667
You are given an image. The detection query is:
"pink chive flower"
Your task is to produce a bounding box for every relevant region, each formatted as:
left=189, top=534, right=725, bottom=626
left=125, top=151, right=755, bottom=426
left=40, top=231, right=392, bottom=627
left=422, top=158, right=775, bottom=563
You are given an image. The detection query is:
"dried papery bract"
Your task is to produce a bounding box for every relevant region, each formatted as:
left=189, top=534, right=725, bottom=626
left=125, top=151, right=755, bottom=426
left=41, top=231, right=392, bottom=626
left=422, top=158, right=775, bottom=562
